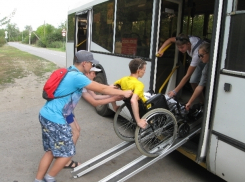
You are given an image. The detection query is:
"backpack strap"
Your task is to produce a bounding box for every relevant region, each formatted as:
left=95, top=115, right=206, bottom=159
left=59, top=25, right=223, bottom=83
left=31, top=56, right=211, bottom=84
left=53, top=68, right=79, bottom=100
left=189, top=36, right=204, bottom=54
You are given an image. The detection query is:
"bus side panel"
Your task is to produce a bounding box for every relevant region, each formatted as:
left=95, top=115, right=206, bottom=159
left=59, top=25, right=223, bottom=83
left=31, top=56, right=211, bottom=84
left=212, top=75, right=245, bottom=142
left=216, top=140, right=245, bottom=182
left=66, top=42, right=74, bottom=68
left=92, top=53, right=151, bottom=91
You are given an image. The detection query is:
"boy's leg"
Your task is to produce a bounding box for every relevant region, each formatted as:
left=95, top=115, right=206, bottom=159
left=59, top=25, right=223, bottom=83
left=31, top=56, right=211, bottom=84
left=70, top=117, right=80, bottom=145
left=111, top=102, right=119, bottom=112
left=65, top=117, right=81, bottom=168
left=35, top=151, right=54, bottom=180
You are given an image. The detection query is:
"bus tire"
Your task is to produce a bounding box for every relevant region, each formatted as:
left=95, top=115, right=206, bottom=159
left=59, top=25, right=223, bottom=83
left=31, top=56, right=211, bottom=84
left=94, top=72, right=114, bottom=117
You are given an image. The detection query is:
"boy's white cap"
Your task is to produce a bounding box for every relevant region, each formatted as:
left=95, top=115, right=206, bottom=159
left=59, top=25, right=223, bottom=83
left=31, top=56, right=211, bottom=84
left=90, top=67, right=101, bottom=72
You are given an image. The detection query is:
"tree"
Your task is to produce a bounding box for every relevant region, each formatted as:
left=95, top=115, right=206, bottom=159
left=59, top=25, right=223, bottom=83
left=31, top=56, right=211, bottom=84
left=6, top=23, right=20, bottom=41
left=0, top=9, right=16, bottom=27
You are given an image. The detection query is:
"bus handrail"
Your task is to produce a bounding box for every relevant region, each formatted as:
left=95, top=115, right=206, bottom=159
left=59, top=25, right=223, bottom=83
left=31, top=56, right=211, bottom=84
left=158, top=65, right=179, bottom=93
left=76, top=39, right=87, bottom=48
left=156, top=43, right=172, bottom=57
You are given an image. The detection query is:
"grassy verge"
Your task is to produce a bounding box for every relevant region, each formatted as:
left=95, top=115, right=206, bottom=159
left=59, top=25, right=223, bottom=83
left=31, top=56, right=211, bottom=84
left=0, top=44, right=58, bottom=86
left=47, top=47, right=66, bottom=52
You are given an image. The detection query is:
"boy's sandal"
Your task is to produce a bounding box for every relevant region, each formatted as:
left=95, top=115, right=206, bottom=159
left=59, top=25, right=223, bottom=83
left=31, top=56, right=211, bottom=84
left=64, top=160, right=79, bottom=169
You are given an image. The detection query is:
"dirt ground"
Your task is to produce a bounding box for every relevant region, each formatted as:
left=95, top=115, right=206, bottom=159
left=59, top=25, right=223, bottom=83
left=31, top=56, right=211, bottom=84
left=0, top=72, right=127, bottom=182
left=0, top=74, right=49, bottom=181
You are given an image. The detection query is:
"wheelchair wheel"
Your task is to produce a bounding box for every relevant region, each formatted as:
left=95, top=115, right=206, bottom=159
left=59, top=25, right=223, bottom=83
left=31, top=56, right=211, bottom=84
left=178, top=123, right=190, bottom=138
left=135, top=108, right=178, bottom=157
left=113, top=103, right=137, bottom=141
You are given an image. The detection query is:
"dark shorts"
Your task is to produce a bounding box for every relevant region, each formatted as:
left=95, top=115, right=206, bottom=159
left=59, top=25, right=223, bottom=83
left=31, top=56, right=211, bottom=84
left=66, top=112, right=75, bottom=124
left=39, top=114, right=75, bottom=157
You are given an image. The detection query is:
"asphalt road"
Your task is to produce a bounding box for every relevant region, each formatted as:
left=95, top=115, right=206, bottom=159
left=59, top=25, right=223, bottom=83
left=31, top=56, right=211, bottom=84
left=4, top=42, right=226, bottom=182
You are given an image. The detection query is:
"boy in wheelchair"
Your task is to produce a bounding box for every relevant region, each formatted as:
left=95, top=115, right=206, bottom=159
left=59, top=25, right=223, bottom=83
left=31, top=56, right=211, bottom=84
left=114, top=58, right=148, bottom=129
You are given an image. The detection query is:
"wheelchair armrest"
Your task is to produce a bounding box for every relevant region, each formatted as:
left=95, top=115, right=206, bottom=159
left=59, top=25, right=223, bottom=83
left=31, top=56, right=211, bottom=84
left=145, top=94, right=162, bottom=105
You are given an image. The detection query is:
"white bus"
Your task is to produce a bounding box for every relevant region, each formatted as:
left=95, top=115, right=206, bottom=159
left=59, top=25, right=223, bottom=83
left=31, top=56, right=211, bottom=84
left=66, top=0, right=245, bottom=181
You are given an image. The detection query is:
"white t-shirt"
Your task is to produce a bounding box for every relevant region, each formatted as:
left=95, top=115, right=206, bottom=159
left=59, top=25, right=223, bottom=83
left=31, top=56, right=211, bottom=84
left=82, top=88, right=88, bottom=93
left=187, top=36, right=202, bottom=67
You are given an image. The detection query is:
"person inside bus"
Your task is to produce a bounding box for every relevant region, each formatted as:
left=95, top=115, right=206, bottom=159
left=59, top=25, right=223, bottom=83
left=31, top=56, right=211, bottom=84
left=185, top=42, right=210, bottom=110
left=113, top=58, right=148, bottom=129
left=64, top=67, right=122, bottom=169
left=157, top=33, right=206, bottom=104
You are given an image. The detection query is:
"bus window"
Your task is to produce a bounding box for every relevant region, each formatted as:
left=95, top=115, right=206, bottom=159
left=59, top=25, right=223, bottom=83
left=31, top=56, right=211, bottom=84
left=225, top=3, right=245, bottom=72
left=182, top=14, right=213, bottom=39
left=115, top=0, right=153, bottom=58
left=207, top=14, right=213, bottom=40
left=237, top=0, right=245, bottom=10
left=67, top=13, right=75, bottom=42
left=92, top=0, right=114, bottom=53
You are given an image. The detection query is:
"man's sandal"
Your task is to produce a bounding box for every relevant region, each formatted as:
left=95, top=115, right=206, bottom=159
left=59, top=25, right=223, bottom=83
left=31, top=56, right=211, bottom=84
left=64, top=160, right=79, bottom=169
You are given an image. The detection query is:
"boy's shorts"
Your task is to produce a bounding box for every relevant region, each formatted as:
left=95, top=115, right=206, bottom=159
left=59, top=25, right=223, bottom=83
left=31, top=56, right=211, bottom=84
left=66, top=112, right=75, bottom=124
left=189, top=62, right=206, bottom=84
left=39, top=114, right=75, bottom=157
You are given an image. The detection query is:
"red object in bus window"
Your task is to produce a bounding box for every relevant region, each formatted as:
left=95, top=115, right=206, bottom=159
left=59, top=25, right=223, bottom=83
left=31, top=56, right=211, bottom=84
left=121, top=38, right=137, bottom=56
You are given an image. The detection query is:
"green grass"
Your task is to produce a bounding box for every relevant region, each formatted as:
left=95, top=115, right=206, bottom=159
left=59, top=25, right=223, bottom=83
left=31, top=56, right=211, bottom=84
left=47, top=47, right=66, bottom=52
left=0, top=44, right=58, bottom=85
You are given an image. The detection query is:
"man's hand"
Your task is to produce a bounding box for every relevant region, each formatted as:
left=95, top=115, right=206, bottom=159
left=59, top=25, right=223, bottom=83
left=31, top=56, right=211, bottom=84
left=136, top=118, right=148, bottom=129
left=123, top=90, right=133, bottom=98
left=156, top=51, right=164, bottom=57
left=168, top=90, right=175, bottom=98
left=185, top=102, right=191, bottom=111
left=112, top=95, right=124, bottom=101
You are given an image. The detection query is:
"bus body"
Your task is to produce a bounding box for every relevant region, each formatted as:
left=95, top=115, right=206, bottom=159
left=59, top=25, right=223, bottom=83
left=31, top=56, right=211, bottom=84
left=66, top=0, right=245, bottom=181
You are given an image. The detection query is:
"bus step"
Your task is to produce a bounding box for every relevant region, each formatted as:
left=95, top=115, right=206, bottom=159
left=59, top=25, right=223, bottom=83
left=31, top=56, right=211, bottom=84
left=99, top=127, right=201, bottom=182
left=71, top=141, right=135, bottom=178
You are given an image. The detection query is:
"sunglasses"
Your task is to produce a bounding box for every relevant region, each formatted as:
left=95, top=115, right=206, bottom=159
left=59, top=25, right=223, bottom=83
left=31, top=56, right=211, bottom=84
left=198, top=53, right=207, bottom=58
left=88, top=61, right=95, bottom=67
left=175, top=37, right=189, bottom=42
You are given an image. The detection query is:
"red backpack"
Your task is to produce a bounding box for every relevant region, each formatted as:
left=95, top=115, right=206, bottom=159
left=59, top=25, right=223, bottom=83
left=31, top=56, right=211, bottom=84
left=42, top=68, right=77, bottom=101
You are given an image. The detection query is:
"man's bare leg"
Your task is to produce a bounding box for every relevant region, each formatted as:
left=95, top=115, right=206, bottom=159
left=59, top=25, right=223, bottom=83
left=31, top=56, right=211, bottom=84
left=35, top=151, right=54, bottom=180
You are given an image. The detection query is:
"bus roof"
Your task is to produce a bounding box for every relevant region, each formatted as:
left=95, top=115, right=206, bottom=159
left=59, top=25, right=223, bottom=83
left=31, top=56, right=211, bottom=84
left=68, top=0, right=109, bottom=15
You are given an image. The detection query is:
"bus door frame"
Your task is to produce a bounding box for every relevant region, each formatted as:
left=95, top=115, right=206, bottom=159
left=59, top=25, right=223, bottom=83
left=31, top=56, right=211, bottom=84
left=152, top=0, right=182, bottom=93
left=75, top=9, right=92, bottom=53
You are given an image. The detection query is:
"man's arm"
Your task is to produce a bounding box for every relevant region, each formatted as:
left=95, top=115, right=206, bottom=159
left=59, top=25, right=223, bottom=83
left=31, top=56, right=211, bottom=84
left=130, top=94, right=147, bottom=129
left=168, top=66, right=196, bottom=97
left=186, top=85, right=204, bottom=110
left=87, top=90, right=111, bottom=100
left=157, top=37, right=176, bottom=57
left=82, top=92, right=121, bottom=107
left=85, top=81, right=132, bottom=98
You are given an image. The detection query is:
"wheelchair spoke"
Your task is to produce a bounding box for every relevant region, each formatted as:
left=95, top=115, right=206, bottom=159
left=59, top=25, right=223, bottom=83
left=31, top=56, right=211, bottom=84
left=114, top=103, right=136, bottom=141
left=135, top=108, right=178, bottom=157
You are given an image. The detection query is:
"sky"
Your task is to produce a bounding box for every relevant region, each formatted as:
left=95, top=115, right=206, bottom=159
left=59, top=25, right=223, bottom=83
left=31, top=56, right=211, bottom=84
left=0, top=0, right=93, bottom=31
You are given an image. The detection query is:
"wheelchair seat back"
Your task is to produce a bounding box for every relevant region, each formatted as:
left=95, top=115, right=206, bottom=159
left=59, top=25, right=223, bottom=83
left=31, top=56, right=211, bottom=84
left=145, top=94, right=169, bottom=111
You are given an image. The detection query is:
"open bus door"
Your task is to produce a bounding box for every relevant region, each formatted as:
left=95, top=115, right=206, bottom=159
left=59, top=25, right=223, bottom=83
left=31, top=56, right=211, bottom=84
left=74, top=10, right=92, bottom=56
left=155, top=0, right=182, bottom=94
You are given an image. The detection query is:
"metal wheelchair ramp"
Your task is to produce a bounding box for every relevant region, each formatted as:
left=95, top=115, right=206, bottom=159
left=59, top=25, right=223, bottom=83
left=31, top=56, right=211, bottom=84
left=71, top=125, right=201, bottom=181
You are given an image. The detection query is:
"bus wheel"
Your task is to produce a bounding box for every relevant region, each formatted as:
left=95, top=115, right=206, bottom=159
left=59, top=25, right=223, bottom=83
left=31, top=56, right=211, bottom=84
left=94, top=72, right=114, bottom=116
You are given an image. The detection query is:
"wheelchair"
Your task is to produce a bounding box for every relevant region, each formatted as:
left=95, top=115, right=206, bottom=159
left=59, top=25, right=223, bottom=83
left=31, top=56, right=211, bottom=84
left=113, top=93, right=203, bottom=157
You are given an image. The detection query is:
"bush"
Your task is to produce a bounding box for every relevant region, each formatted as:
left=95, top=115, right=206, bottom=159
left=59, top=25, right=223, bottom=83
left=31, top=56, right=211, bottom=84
left=0, top=37, right=6, bottom=47
left=47, top=41, right=64, bottom=48
left=36, top=38, right=46, bottom=48
left=22, top=37, right=29, bottom=44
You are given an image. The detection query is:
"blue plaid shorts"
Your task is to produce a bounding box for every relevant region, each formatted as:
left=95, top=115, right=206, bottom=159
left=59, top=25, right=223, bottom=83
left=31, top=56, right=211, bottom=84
left=39, top=114, right=76, bottom=157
